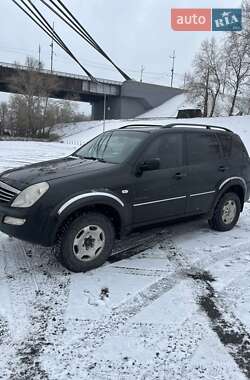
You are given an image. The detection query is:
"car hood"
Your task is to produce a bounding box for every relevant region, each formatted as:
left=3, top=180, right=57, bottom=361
left=0, top=156, right=116, bottom=190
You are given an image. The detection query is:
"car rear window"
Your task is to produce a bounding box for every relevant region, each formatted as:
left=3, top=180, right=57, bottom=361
left=232, top=135, right=249, bottom=160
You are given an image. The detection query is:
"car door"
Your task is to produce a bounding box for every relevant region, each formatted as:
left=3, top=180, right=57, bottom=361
left=186, top=131, right=224, bottom=214
left=131, top=132, right=188, bottom=225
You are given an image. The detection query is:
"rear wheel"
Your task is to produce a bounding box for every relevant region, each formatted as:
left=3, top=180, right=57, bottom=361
left=58, top=212, right=115, bottom=272
left=208, top=192, right=241, bottom=232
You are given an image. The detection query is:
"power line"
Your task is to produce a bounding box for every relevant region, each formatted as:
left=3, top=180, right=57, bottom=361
left=40, top=0, right=97, bottom=50
left=0, top=43, right=187, bottom=81
left=53, top=0, right=131, bottom=80
left=11, top=0, right=96, bottom=80
left=39, top=0, right=131, bottom=81
left=24, top=0, right=95, bottom=79
left=0, top=46, right=187, bottom=88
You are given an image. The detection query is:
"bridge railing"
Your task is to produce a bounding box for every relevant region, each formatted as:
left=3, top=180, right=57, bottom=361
left=0, top=61, right=122, bottom=86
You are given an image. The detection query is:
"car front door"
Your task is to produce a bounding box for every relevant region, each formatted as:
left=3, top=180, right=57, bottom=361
left=186, top=130, right=224, bottom=214
left=131, top=132, right=188, bottom=225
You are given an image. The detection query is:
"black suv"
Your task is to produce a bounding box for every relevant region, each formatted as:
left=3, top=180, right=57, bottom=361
left=0, top=123, right=249, bottom=272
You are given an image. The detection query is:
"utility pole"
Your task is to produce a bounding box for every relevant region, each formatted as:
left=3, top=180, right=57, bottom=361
left=140, top=65, right=145, bottom=82
left=170, top=50, right=176, bottom=87
left=183, top=72, right=187, bottom=89
left=50, top=22, right=55, bottom=73
left=38, top=44, right=41, bottom=70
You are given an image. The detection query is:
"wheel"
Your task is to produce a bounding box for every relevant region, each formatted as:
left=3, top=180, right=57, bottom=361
left=58, top=212, right=115, bottom=272
left=208, top=192, right=241, bottom=232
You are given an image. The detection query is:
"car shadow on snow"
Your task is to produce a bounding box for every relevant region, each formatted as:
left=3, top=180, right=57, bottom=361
left=0, top=214, right=216, bottom=278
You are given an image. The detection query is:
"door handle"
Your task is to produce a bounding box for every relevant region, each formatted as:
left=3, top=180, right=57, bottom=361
left=174, top=172, right=187, bottom=180
left=218, top=166, right=229, bottom=172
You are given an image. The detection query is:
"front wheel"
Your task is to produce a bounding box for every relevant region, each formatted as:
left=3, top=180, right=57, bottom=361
left=208, top=192, right=241, bottom=232
left=58, top=212, right=115, bottom=272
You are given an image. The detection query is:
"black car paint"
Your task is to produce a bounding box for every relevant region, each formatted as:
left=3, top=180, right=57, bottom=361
left=0, top=126, right=249, bottom=247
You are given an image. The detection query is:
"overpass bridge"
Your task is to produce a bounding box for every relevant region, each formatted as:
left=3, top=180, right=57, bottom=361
left=0, top=62, right=184, bottom=120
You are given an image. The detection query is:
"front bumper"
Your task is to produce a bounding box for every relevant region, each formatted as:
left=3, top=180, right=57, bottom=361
left=0, top=203, right=56, bottom=246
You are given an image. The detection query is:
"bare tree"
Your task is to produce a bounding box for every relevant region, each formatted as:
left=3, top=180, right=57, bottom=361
left=9, top=57, right=58, bottom=137
left=224, top=32, right=250, bottom=116
left=242, top=0, right=250, bottom=30
left=2, top=56, right=90, bottom=139
left=0, top=102, right=8, bottom=136
left=186, top=38, right=223, bottom=117
left=206, top=39, right=222, bottom=117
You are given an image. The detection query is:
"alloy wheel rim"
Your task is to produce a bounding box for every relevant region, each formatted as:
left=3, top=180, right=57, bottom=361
left=73, top=225, right=105, bottom=262
left=222, top=200, right=237, bottom=225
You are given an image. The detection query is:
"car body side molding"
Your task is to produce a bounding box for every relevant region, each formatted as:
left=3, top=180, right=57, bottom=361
left=133, top=196, right=186, bottom=207
left=190, top=190, right=216, bottom=198
left=58, top=192, right=125, bottom=215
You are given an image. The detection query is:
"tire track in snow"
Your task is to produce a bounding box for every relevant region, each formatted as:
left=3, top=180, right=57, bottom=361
left=50, top=272, right=186, bottom=377
left=46, top=231, right=208, bottom=377
left=8, top=272, right=71, bottom=380
left=68, top=231, right=250, bottom=379
left=91, top=317, right=207, bottom=380
left=190, top=273, right=250, bottom=379
left=187, top=241, right=250, bottom=272
left=1, top=221, right=250, bottom=378
left=0, top=317, right=9, bottom=345
left=0, top=239, right=71, bottom=380
left=0, top=316, right=13, bottom=380
left=188, top=232, right=250, bottom=379
left=0, top=239, right=45, bottom=340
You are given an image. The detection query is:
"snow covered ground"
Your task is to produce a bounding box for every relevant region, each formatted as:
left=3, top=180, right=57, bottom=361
left=1, top=112, right=250, bottom=379
left=138, top=93, right=194, bottom=118
left=56, top=111, right=250, bottom=154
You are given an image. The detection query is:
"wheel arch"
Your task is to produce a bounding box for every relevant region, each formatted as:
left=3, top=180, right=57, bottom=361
left=50, top=194, right=130, bottom=245
left=209, top=177, right=247, bottom=218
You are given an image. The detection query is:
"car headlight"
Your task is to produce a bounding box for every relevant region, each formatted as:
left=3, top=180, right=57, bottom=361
left=11, top=182, right=49, bottom=208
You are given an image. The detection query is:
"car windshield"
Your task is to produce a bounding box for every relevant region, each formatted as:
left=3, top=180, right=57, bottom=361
left=74, top=130, right=147, bottom=164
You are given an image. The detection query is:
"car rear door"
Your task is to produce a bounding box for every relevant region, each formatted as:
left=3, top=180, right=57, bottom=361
left=186, top=130, right=223, bottom=214
left=131, top=132, right=188, bottom=225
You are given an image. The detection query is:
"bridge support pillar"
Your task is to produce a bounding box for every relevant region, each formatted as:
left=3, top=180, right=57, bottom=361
left=91, top=81, right=184, bottom=120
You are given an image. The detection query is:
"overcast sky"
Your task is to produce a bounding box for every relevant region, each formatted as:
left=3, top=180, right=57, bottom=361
left=0, top=0, right=242, bottom=111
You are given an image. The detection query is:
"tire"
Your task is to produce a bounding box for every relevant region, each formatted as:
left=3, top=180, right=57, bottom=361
left=208, top=192, right=241, bottom=232
left=58, top=212, right=115, bottom=273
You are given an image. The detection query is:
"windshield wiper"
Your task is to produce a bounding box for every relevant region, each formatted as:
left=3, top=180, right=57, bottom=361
left=83, top=156, right=97, bottom=161
left=96, top=158, right=107, bottom=163
left=83, top=156, right=107, bottom=163
left=68, top=155, right=79, bottom=159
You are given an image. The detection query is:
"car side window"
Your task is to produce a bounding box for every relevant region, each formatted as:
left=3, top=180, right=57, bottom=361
left=187, top=132, right=221, bottom=165
left=217, top=133, right=232, bottom=158
left=142, top=133, right=183, bottom=169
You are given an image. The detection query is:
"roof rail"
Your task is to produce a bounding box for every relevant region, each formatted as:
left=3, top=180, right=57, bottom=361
left=120, top=122, right=233, bottom=133
left=164, top=123, right=233, bottom=133
left=120, top=124, right=164, bottom=129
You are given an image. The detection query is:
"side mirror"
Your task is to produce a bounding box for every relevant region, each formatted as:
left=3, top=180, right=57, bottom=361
left=136, top=158, right=160, bottom=176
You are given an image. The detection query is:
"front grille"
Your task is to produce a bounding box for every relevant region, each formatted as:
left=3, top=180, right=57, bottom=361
left=0, top=181, right=20, bottom=204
